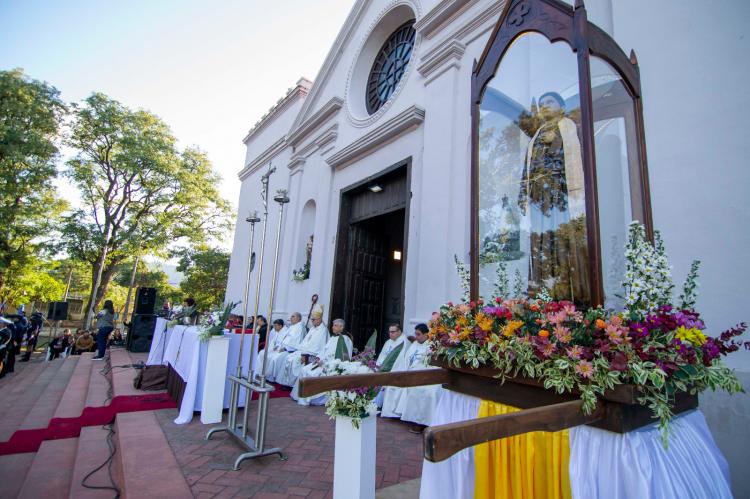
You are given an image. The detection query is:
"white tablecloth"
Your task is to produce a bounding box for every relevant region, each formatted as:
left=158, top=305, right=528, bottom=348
left=147, top=324, right=261, bottom=424
left=419, top=389, right=732, bottom=499
left=145, top=317, right=169, bottom=365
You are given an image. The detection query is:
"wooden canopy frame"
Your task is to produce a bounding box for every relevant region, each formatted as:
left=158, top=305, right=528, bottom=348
left=469, top=0, right=654, bottom=305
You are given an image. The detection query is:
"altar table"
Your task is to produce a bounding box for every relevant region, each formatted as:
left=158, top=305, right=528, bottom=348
left=146, top=324, right=262, bottom=424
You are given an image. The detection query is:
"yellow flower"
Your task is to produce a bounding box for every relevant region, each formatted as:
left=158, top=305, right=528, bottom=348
left=475, top=312, right=494, bottom=332
left=503, top=320, right=524, bottom=337
left=459, top=327, right=473, bottom=341
left=456, top=316, right=468, bottom=328
left=675, top=326, right=707, bottom=347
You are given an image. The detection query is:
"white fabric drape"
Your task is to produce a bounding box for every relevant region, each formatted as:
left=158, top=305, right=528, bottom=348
left=158, top=325, right=258, bottom=424
left=419, top=389, right=481, bottom=499
left=145, top=317, right=169, bottom=365
left=568, top=410, right=732, bottom=499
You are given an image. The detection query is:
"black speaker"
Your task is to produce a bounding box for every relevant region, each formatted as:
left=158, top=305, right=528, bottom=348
left=134, top=287, right=157, bottom=315
left=127, top=313, right=157, bottom=352
left=47, top=301, right=69, bottom=321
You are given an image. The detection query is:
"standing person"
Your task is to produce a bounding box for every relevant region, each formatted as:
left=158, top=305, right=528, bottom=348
left=22, top=312, right=44, bottom=361
left=92, top=300, right=115, bottom=360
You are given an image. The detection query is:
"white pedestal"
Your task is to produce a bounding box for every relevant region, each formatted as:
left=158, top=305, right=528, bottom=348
left=200, top=336, right=230, bottom=424
left=333, top=414, right=376, bottom=499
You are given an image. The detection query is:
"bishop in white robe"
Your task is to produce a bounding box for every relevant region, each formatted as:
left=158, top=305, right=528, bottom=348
left=266, top=313, right=306, bottom=382
left=276, top=311, right=329, bottom=387
left=291, top=318, right=353, bottom=405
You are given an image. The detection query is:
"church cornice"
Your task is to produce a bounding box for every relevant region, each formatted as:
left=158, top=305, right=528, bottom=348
left=326, top=105, right=425, bottom=169
left=287, top=97, right=343, bottom=147
left=242, top=78, right=312, bottom=144
left=287, top=123, right=339, bottom=175
left=417, top=39, right=466, bottom=84
left=414, top=0, right=479, bottom=39
left=288, top=1, right=371, bottom=135
left=238, top=136, right=288, bottom=181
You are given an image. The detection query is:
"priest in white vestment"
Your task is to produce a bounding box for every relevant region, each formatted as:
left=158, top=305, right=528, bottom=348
left=276, top=306, right=329, bottom=387
left=266, top=313, right=306, bottom=382
left=291, top=318, right=353, bottom=405
left=399, top=324, right=440, bottom=429
left=258, top=318, right=289, bottom=381
left=381, top=325, right=427, bottom=418
left=374, top=323, right=408, bottom=408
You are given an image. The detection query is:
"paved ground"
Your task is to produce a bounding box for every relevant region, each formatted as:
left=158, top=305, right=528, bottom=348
left=155, top=398, right=424, bottom=498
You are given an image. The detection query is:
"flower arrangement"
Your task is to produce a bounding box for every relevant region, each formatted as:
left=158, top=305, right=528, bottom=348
left=167, top=305, right=195, bottom=328
left=323, top=359, right=379, bottom=429
left=292, top=261, right=310, bottom=282
left=197, top=301, right=240, bottom=342
left=431, top=222, right=748, bottom=441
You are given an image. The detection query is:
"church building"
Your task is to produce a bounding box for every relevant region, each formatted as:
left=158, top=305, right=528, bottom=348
left=225, top=1, right=749, bottom=494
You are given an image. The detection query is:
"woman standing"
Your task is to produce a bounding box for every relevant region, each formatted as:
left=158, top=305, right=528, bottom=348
left=92, top=300, right=115, bottom=360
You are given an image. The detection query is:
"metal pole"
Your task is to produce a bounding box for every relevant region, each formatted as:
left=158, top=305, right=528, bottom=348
left=228, top=213, right=259, bottom=431
left=246, top=164, right=275, bottom=381
left=259, top=190, right=290, bottom=385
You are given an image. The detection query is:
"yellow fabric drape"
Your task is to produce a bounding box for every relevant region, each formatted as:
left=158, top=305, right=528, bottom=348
left=474, top=402, right=572, bottom=499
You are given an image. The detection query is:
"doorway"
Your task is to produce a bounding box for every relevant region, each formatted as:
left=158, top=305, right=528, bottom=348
left=330, top=161, right=410, bottom=351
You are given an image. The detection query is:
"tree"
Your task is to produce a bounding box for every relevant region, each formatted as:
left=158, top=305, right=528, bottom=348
left=0, top=257, right=66, bottom=310
left=113, top=259, right=181, bottom=312
left=63, top=93, right=232, bottom=326
left=177, top=246, right=230, bottom=311
left=0, top=69, right=67, bottom=295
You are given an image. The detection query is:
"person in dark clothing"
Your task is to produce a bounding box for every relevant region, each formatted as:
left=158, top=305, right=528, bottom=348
left=0, top=315, right=25, bottom=375
left=22, top=312, right=43, bottom=362
left=49, top=329, right=70, bottom=360
left=92, top=300, right=115, bottom=360
left=255, top=315, right=268, bottom=349
left=0, top=317, right=14, bottom=378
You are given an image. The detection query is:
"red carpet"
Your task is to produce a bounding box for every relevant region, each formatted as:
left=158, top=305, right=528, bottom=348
left=0, top=393, right=176, bottom=456
left=268, top=382, right=292, bottom=399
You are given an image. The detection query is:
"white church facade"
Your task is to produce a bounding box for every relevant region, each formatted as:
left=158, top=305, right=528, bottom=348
left=225, top=1, right=749, bottom=494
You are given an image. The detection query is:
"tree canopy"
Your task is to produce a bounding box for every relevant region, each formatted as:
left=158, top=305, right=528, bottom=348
left=0, top=69, right=67, bottom=295
left=177, top=246, right=230, bottom=311
left=62, top=93, right=232, bottom=325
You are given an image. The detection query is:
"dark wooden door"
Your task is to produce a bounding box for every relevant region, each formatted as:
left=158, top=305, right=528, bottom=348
left=345, top=223, right=387, bottom=350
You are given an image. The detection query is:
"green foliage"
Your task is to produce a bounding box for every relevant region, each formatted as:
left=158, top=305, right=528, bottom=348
left=177, top=246, right=230, bottom=311
left=679, top=260, right=701, bottom=310
left=0, top=69, right=67, bottom=294
left=0, top=258, right=66, bottom=307
left=61, top=93, right=232, bottom=322
left=454, top=254, right=470, bottom=302
left=113, top=259, right=180, bottom=306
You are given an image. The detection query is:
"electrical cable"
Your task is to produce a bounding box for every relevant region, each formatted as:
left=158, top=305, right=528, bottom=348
left=80, top=354, right=121, bottom=498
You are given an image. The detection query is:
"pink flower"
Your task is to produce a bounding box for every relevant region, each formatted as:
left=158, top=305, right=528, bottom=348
left=448, top=331, right=461, bottom=345
left=606, top=325, right=624, bottom=344
left=554, top=325, right=572, bottom=343
left=540, top=342, right=556, bottom=358
left=567, top=345, right=583, bottom=359
left=575, top=360, right=594, bottom=379
left=547, top=311, right=567, bottom=326
left=562, top=303, right=577, bottom=316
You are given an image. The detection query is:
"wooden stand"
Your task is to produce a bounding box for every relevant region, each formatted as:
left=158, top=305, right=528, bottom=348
left=298, top=357, right=698, bottom=463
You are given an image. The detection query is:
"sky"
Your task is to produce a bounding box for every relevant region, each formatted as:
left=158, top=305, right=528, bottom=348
left=0, top=0, right=355, bottom=217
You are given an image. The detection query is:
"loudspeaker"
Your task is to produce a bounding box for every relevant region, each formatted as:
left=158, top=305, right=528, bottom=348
left=134, top=287, right=157, bottom=315
left=127, top=313, right=157, bottom=353
left=47, top=301, right=69, bottom=321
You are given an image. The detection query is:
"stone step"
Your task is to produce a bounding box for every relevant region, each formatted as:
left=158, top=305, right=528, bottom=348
left=0, top=452, right=36, bottom=499
left=68, top=425, right=122, bottom=499
left=0, top=357, right=47, bottom=398
left=19, top=355, right=79, bottom=431
left=54, top=353, right=94, bottom=419
left=114, top=411, right=192, bottom=498
left=17, top=437, right=77, bottom=498
left=0, top=357, right=70, bottom=441
left=109, top=348, right=143, bottom=397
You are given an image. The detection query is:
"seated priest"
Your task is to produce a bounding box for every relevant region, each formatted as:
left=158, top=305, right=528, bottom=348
left=374, top=323, right=408, bottom=408
left=276, top=305, right=329, bottom=387
left=381, top=323, right=427, bottom=419
left=268, top=312, right=306, bottom=382
left=397, top=323, right=440, bottom=431
left=291, top=318, right=353, bottom=405
left=256, top=318, right=286, bottom=378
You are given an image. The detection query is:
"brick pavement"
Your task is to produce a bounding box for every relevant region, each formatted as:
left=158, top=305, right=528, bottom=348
left=155, top=397, right=424, bottom=498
